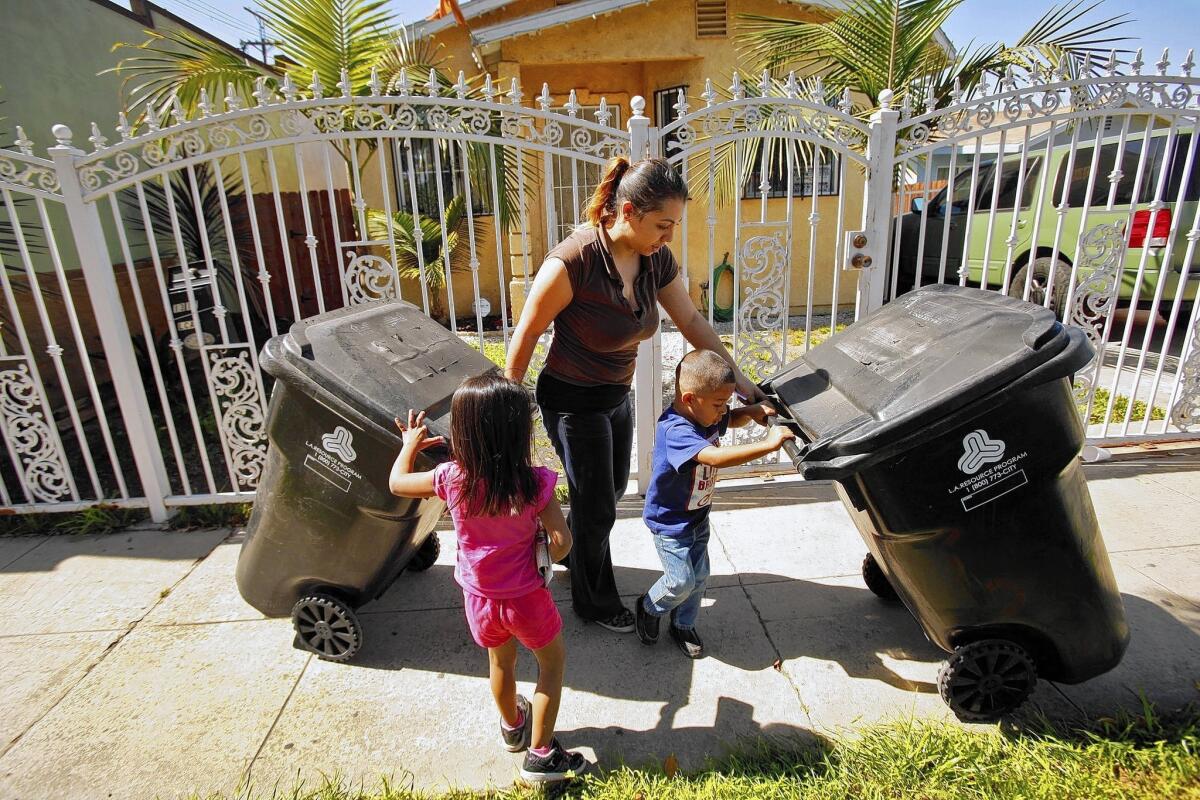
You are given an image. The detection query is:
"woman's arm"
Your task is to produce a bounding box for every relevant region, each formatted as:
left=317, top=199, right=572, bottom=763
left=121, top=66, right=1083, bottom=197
left=504, top=259, right=573, bottom=384
left=658, top=275, right=767, bottom=402
left=537, top=496, right=573, bottom=563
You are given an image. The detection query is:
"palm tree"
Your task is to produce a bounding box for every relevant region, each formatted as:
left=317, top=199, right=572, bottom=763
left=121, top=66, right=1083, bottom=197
left=365, top=194, right=472, bottom=321
left=737, top=0, right=1132, bottom=115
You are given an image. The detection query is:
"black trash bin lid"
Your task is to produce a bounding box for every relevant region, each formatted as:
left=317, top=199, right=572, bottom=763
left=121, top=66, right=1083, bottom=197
left=262, top=299, right=498, bottom=434
left=768, top=285, right=1082, bottom=463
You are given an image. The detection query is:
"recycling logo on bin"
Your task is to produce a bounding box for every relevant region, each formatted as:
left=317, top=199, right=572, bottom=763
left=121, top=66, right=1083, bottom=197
left=948, top=429, right=1029, bottom=513
left=322, top=426, right=358, bottom=463
left=957, top=429, right=1005, bottom=475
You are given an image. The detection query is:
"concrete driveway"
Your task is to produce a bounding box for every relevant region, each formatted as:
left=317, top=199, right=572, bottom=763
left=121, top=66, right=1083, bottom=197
left=1, top=446, right=1198, bottom=799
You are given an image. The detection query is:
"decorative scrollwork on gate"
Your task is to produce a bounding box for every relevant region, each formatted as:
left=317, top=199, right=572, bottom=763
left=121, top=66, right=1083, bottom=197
left=0, top=360, right=72, bottom=503
left=344, top=251, right=398, bottom=305
left=206, top=349, right=267, bottom=492
left=1069, top=222, right=1127, bottom=403
left=1171, top=311, right=1200, bottom=431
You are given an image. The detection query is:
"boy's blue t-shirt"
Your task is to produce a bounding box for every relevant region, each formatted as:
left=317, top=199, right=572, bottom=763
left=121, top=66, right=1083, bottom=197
left=643, top=406, right=730, bottom=537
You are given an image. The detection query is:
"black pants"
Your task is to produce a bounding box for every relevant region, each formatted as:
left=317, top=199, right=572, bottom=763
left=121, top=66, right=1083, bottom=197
left=539, top=395, right=633, bottom=621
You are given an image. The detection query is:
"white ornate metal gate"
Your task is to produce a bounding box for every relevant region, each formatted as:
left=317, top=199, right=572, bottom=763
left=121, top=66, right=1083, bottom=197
left=2, top=61, right=1199, bottom=519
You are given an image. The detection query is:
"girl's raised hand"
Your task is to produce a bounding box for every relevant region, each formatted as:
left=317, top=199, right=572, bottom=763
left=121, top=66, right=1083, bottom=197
left=395, top=409, right=446, bottom=451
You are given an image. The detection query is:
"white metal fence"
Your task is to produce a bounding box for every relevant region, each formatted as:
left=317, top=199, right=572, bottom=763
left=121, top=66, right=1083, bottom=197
left=1, top=63, right=1198, bottom=519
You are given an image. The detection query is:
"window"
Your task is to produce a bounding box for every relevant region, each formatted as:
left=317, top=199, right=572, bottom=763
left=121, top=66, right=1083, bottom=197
left=655, top=85, right=688, bottom=156
left=695, top=0, right=727, bottom=38
left=974, top=156, right=1043, bottom=211
left=551, top=105, right=622, bottom=242
left=392, top=138, right=492, bottom=217
left=742, top=146, right=840, bottom=199
left=1055, top=136, right=1172, bottom=209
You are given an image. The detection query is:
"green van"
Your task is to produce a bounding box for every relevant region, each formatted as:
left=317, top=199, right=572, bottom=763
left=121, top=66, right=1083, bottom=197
left=894, top=127, right=1200, bottom=319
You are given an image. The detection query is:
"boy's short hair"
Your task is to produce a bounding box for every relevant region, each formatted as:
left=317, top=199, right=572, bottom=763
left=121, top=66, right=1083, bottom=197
left=675, top=349, right=736, bottom=395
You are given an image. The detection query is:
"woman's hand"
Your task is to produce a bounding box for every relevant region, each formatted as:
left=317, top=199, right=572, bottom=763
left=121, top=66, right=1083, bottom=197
left=395, top=410, right=445, bottom=452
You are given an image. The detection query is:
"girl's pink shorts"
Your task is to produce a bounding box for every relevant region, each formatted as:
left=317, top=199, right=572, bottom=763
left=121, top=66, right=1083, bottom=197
left=463, top=587, right=562, bottom=650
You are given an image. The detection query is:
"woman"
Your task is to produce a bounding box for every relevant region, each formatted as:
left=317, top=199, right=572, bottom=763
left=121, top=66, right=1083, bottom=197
left=504, top=156, right=762, bottom=633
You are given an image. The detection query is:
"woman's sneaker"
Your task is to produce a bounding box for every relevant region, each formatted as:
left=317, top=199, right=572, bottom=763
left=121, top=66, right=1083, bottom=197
left=592, top=607, right=635, bottom=633
left=501, top=695, right=532, bottom=752
left=520, top=738, right=592, bottom=783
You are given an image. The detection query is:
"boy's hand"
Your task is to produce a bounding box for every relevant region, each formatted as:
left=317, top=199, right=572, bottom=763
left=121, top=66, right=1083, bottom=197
left=395, top=410, right=446, bottom=452
left=745, top=402, right=776, bottom=427
left=766, top=424, right=796, bottom=450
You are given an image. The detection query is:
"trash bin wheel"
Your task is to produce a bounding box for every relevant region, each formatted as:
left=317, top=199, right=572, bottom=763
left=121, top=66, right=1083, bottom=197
left=291, top=594, right=362, bottom=662
left=861, top=553, right=900, bottom=601
left=938, top=639, right=1038, bottom=722
left=407, top=534, right=441, bottom=572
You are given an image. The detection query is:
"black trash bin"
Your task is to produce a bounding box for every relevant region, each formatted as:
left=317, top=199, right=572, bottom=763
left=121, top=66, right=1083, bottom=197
left=236, top=299, right=495, bottom=662
left=763, top=284, right=1129, bottom=721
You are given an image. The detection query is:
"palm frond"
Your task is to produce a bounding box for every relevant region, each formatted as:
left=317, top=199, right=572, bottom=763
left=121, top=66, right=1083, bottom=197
left=105, top=29, right=271, bottom=124
left=258, top=0, right=394, bottom=95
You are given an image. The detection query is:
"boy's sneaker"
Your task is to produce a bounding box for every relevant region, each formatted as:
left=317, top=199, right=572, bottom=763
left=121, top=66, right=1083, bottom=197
left=592, top=607, right=635, bottom=633
left=635, top=594, right=660, bottom=645
left=670, top=625, right=704, bottom=659
left=520, top=738, right=592, bottom=783
left=501, top=695, right=532, bottom=752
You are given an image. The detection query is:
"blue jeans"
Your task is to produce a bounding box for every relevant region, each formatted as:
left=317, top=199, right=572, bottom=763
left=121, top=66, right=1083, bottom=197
left=643, top=521, right=711, bottom=631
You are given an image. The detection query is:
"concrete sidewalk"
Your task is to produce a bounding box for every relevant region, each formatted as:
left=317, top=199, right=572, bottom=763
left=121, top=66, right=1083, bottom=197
left=1, top=448, right=1198, bottom=799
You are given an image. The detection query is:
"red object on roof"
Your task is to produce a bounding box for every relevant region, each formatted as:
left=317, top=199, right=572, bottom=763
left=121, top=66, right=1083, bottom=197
left=429, top=0, right=469, bottom=26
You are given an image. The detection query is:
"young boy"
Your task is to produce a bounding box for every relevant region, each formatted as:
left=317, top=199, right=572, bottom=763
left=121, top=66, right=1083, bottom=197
left=636, top=349, right=795, bottom=658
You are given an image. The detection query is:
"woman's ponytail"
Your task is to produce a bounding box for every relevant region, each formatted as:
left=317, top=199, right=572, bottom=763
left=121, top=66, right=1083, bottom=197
left=585, top=156, right=631, bottom=226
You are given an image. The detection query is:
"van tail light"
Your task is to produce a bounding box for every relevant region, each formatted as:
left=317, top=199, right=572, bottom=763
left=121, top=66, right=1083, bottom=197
left=1129, top=208, right=1172, bottom=248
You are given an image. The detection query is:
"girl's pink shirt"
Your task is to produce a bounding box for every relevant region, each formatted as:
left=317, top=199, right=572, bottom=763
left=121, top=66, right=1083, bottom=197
left=432, top=462, right=558, bottom=599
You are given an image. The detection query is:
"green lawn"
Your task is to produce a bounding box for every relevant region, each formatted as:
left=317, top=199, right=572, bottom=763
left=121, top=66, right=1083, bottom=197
left=191, top=704, right=1200, bottom=800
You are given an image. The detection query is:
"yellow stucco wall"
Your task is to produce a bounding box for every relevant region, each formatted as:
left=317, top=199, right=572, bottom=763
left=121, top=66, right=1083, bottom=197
left=419, top=0, right=863, bottom=316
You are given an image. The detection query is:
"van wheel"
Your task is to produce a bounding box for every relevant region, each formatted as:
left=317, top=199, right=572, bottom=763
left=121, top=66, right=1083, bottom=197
left=861, top=553, right=900, bottom=601
left=407, top=534, right=441, bottom=572
left=938, top=639, right=1038, bottom=721
left=1008, top=257, right=1072, bottom=320
left=292, top=594, right=362, bottom=662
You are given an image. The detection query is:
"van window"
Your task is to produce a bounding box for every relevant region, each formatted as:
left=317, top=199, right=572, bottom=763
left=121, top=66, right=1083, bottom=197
left=975, top=157, right=1043, bottom=212
left=1164, top=133, right=1200, bottom=202
left=1055, top=135, right=1170, bottom=208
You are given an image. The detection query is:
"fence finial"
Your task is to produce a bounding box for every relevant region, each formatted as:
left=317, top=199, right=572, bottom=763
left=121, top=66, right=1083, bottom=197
left=673, top=87, right=689, bottom=118
left=840, top=86, right=853, bottom=114
left=426, top=68, right=438, bottom=97
left=482, top=74, right=496, bottom=102
left=225, top=82, right=243, bottom=111
left=397, top=68, right=411, bottom=96
left=507, top=77, right=523, bottom=105
left=565, top=89, right=581, bottom=117
left=597, top=97, right=611, bottom=126
left=145, top=103, right=161, bottom=132
left=1184, top=49, right=1195, bottom=77
left=370, top=67, right=382, bottom=96
left=13, top=125, right=33, bottom=154
left=170, top=96, right=187, bottom=126
left=877, top=88, right=894, bottom=110
left=198, top=88, right=212, bottom=117
left=785, top=72, right=799, bottom=98
left=51, top=124, right=74, bottom=148
left=1106, top=50, right=1119, bottom=76
left=281, top=73, right=298, bottom=103
left=455, top=71, right=468, bottom=99
left=310, top=71, right=324, bottom=99
left=339, top=69, right=353, bottom=97
left=88, top=122, right=108, bottom=151
left=730, top=72, right=744, bottom=100
left=253, top=76, right=271, bottom=107
left=814, top=76, right=825, bottom=105
left=701, top=79, right=717, bottom=107
left=759, top=69, right=771, bottom=97
left=631, top=95, right=646, bottom=117
left=116, top=112, right=133, bottom=141
left=537, top=83, right=552, bottom=111
left=1156, top=48, right=1171, bottom=76
left=1131, top=48, right=1144, bottom=74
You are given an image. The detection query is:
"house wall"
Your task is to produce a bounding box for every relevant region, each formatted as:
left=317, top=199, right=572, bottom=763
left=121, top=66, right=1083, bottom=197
left=426, top=0, right=862, bottom=314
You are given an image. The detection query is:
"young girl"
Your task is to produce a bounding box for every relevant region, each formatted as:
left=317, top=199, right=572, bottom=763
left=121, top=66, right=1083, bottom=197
left=388, top=373, right=591, bottom=783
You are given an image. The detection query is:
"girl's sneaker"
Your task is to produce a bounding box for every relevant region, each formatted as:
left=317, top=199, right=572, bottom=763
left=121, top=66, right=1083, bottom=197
left=501, top=695, right=532, bottom=752
left=520, top=738, right=592, bottom=783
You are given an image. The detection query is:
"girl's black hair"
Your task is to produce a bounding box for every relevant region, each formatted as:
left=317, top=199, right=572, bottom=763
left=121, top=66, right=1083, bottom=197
left=449, top=373, right=539, bottom=517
